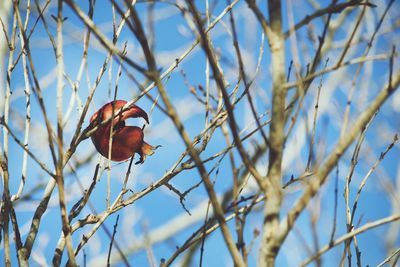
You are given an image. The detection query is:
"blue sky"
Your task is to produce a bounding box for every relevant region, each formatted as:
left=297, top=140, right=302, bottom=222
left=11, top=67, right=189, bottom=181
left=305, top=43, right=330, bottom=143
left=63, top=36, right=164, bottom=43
left=1, top=0, right=399, bottom=266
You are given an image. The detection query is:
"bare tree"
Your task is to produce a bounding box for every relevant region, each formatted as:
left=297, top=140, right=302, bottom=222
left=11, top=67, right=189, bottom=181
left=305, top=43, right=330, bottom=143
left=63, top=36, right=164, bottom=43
left=0, top=0, right=399, bottom=266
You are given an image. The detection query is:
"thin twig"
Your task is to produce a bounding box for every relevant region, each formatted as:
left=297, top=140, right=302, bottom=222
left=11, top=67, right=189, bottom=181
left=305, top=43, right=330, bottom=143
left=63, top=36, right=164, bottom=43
left=284, top=0, right=375, bottom=38
left=377, top=247, right=400, bottom=267
left=301, top=214, right=400, bottom=267
left=329, top=165, right=339, bottom=245
left=106, top=215, right=120, bottom=267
